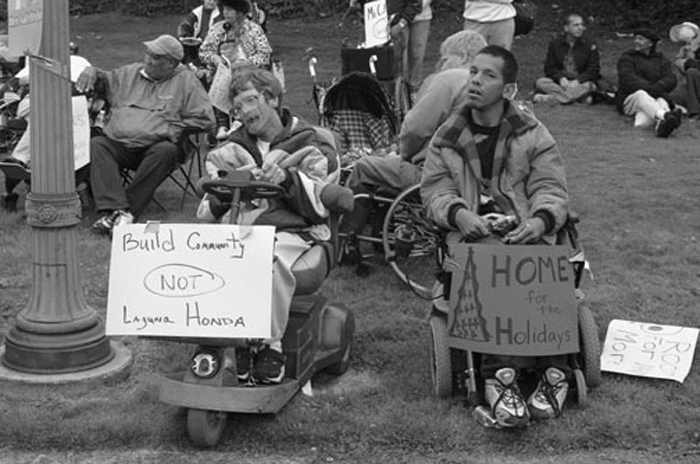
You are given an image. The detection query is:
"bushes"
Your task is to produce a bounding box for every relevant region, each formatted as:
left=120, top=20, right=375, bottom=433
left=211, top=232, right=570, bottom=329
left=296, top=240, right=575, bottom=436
left=1, top=0, right=698, bottom=29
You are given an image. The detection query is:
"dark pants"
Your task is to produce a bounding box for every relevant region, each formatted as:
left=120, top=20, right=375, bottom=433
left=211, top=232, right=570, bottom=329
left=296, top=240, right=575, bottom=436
left=89, top=135, right=180, bottom=219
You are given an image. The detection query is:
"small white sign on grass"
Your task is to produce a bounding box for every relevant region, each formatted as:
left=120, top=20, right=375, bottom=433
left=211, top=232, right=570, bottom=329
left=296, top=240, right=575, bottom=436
left=106, top=223, right=275, bottom=339
left=601, top=319, right=699, bottom=383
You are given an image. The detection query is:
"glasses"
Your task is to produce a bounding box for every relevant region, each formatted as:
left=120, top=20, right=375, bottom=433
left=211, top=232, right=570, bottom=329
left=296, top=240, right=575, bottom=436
left=232, top=93, right=263, bottom=118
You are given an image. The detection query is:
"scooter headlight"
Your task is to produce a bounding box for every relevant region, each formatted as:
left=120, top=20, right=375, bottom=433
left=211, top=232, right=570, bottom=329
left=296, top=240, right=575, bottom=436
left=190, top=349, right=221, bottom=379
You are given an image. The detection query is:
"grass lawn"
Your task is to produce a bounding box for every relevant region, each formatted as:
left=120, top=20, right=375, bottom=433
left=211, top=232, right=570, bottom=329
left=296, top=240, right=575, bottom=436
left=1, top=3, right=700, bottom=463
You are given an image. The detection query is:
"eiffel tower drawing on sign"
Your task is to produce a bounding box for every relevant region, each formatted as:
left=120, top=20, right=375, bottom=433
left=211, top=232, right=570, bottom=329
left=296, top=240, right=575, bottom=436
left=449, top=246, right=491, bottom=342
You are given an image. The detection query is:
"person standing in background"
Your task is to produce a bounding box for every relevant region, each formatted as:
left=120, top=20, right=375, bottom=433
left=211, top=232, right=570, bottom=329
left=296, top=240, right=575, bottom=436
left=462, top=0, right=516, bottom=50
left=407, top=0, right=433, bottom=92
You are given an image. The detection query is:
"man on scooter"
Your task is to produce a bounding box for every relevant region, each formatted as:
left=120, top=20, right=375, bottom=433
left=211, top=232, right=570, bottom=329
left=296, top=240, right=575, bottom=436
left=421, top=45, right=570, bottom=427
left=197, top=66, right=348, bottom=384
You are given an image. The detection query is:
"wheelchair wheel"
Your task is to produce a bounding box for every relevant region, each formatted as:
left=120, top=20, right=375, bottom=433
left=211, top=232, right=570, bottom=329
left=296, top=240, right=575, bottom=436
left=573, top=368, right=588, bottom=407
left=429, top=314, right=452, bottom=398
left=382, top=184, right=439, bottom=299
left=578, top=304, right=602, bottom=388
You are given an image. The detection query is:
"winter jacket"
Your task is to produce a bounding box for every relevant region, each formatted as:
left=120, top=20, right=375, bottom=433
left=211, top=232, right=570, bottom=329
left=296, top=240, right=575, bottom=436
left=399, top=68, right=471, bottom=165
left=543, top=34, right=601, bottom=84
left=198, top=109, right=341, bottom=239
left=421, top=101, right=568, bottom=243
left=101, top=63, right=215, bottom=149
left=178, top=5, right=223, bottom=40
left=616, top=49, right=677, bottom=112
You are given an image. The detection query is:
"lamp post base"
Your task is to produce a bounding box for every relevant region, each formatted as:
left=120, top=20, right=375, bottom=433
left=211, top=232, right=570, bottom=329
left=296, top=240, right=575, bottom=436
left=2, top=323, right=114, bottom=374
left=0, top=341, right=132, bottom=385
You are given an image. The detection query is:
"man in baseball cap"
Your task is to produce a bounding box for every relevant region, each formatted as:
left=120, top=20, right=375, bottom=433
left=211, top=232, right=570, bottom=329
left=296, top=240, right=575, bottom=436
left=75, top=34, right=215, bottom=235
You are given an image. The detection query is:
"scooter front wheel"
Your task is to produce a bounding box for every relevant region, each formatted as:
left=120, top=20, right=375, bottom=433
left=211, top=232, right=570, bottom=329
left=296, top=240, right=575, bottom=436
left=187, top=408, right=227, bottom=447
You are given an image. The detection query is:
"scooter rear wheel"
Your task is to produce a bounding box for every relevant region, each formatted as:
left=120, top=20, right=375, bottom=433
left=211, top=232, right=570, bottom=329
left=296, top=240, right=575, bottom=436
left=187, top=408, right=227, bottom=447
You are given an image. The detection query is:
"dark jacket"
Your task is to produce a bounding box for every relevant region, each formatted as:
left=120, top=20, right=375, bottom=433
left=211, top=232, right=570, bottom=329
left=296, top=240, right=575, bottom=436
left=616, top=49, right=677, bottom=112
left=543, top=34, right=601, bottom=84
left=356, top=0, right=422, bottom=25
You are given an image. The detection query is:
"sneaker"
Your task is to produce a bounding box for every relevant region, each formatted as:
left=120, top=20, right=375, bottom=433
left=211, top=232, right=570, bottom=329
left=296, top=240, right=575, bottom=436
left=532, top=94, right=556, bottom=105
left=92, top=210, right=133, bottom=235
left=92, top=211, right=117, bottom=235
left=112, top=210, right=134, bottom=228
left=527, top=367, right=569, bottom=420
left=252, top=347, right=286, bottom=384
left=655, top=109, right=682, bottom=138
left=234, top=347, right=252, bottom=382
left=216, top=126, right=230, bottom=141
left=484, top=367, right=530, bottom=427
left=1, top=192, right=19, bottom=212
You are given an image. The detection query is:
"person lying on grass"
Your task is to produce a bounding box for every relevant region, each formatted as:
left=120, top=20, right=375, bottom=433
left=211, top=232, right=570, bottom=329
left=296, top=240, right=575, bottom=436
left=421, top=45, right=571, bottom=427
left=197, top=66, right=352, bottom=385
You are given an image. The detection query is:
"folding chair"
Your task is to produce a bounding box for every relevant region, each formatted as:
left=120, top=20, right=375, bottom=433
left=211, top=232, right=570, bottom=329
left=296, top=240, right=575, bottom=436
left=120, top=128, right=207, bottom=212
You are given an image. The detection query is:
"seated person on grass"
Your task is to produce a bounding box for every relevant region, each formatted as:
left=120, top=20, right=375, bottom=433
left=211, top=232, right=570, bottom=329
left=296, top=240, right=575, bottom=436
left=615, top=28, right=682, bottom=138
left=668, top=21, right=700, bottom=120
left=197, top=67, right=350, bottom=385
left=421, top=45, right=571, bottom=427
left=339, top=30, right=487, bottom=274
left=533, top=12, right=601, bottom=105
left=75, top=34, right=215, bottom=235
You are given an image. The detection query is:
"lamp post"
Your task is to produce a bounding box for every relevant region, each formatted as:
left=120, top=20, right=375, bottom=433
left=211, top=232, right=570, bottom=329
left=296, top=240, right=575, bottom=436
left=1, top=0, right=115, bottom=374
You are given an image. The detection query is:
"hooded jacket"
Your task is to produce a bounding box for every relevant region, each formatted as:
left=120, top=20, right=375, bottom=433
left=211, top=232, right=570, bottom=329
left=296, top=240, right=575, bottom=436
left=102, top=63, right=215, bottom=149
left=420, top=101, right=569, bottom=243
left=198, top=109, right=342, bottom=238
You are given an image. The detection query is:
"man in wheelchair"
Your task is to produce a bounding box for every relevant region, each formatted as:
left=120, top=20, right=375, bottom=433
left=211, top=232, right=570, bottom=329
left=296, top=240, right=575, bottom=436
left=339, top=30, right=488, bottom=273
left=421, top=46, right=570, bottom=427
left=196, top=67, right=352, bottom=384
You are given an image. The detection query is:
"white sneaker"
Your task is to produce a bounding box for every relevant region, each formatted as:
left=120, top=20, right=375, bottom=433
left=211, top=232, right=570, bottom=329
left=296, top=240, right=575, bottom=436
left=484, top=367, right=530, bottom=427
left=112, top=210, right=134, bottom=228
left=527, top=367, right=569, bottom=420
left=216, top=126, right=230, bottom=141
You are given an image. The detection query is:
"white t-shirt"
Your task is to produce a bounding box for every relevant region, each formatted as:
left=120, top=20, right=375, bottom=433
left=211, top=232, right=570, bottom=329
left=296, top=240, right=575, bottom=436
left=463, top=0, right=515, bottom=23
left=414, top=0, right=433, bottom=22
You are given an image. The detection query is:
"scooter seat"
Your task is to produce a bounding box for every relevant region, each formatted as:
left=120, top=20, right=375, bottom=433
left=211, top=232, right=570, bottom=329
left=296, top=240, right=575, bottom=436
left=291, top=242, right=333, bottom=295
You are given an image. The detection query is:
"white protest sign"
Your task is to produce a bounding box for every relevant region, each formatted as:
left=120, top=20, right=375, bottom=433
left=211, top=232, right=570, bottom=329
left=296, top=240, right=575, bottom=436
left=364, top=0, right=388, bottom=48
left=8, top=0, right=43, bottom=57
left=447, top=244, right=579, bottom=356
left=601, top=319, right=699, bottom=383
left=106, top=224, right=275, bottom=339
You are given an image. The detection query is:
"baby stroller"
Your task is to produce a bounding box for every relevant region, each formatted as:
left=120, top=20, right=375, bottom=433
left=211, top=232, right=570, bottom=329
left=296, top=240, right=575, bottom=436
left=306, top=49, right=439, bottom=299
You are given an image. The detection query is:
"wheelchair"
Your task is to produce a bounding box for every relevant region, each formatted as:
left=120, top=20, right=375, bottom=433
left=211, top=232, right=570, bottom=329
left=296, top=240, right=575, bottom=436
left=155, top=172, right=355, bottom=447
left=428, top=214, right=602, bottom=425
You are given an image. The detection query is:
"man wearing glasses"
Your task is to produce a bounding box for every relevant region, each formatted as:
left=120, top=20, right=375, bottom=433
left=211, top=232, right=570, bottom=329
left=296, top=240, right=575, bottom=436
left=197, top=66, right=348, bottom=385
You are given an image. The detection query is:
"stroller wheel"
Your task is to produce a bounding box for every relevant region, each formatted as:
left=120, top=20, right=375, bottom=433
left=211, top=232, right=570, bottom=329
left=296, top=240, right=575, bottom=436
left=573, top=368, right=588, bottom=407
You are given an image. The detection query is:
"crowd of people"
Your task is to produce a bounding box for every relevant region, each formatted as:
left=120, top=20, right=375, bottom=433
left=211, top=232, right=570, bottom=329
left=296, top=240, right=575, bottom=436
left=1, top=0, right=697, bottom=429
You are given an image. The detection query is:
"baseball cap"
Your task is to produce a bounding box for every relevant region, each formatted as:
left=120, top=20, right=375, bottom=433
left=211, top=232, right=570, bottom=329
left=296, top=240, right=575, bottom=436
left=143, top=34, right=184, bottom=61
